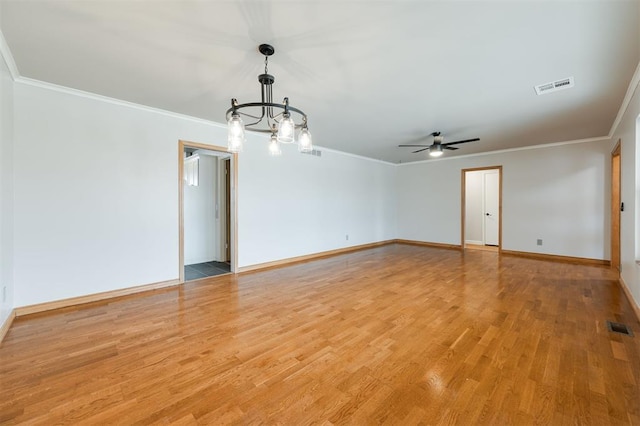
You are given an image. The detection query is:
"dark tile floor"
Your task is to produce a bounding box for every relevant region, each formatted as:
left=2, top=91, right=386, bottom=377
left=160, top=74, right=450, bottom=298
left=185, top=261, right=231, bottom=281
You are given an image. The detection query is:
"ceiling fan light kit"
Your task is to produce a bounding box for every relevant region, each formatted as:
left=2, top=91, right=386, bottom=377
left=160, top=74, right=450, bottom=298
left=226, top=44, right=312, bottom=156
left=429, top=144, right=444, bottom=157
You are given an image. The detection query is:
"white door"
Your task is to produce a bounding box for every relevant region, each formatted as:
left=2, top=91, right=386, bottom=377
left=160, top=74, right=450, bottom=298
left=483, top=171, right=499, bottom=246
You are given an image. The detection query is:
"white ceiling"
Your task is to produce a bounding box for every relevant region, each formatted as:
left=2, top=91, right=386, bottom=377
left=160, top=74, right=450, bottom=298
left=1, top=1, right=638, bottom=163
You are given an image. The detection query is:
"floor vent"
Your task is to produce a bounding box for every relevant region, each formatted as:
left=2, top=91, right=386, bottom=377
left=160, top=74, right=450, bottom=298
left=606, top=320, right=633, bottom=336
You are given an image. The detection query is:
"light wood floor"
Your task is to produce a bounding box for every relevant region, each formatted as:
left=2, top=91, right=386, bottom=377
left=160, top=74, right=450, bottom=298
left=1, top=244, right=639, bottom=424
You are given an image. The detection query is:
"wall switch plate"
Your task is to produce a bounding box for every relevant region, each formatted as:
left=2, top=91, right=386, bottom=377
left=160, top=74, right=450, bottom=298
left=346, top=234, right=349, bottom=241
left=537, top=239, right=543, bottom=246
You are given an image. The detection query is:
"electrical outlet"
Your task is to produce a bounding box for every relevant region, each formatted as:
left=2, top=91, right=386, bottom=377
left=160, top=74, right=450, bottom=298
left=537, top=239, right=543, bottom=246
left=346, top=234, right=349, bottom=241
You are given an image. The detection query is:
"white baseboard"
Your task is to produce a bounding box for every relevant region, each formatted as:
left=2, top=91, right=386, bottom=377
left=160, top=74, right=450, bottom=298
left=15, top=279, right=180, bottom=317
left=0, top=309, right=16, bottom=345
left=238, top=240, right=396, bottom=273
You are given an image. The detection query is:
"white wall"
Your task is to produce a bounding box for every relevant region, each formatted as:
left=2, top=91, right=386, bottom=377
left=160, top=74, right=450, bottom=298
left=397, top=140, right=611, bottom=260
left=12, top=83, right=224, bottom=307
left=610, top=66, right=640, bottom=309
left=12, top=81, right=397, bottom=307
left=184, top=153, right=218, bottom=265
left=238, top=143, right=397, bottom=267
left=464, top=170, right=483, bottom=244
left=0, top=31, right=14, bottom=326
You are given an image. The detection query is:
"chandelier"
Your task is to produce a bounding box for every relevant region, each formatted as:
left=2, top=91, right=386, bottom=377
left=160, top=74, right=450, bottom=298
left=226, top=44, right=312, bottom=156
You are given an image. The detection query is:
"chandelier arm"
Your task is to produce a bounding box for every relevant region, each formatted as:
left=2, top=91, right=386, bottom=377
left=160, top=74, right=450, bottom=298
left=236, top=127, right=273, bottom=134
left=234, top=107, right=268, bottom=126
left=240, top=117, right=267, bottom=127
left=234, top=110, right=265, bottom=120
left=271, top=110, right=285, bottom=121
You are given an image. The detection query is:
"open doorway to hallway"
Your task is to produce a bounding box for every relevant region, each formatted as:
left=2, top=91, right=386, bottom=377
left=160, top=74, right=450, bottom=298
left=179, top=141, right=237, bottom=282
left=461, top=166, right=502, bottom=251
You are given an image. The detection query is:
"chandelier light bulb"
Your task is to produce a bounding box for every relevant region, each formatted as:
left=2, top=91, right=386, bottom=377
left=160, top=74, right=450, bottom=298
left=277, top=114, right=295, bottom=144
left=298, top=127, right=313, bottom=152
left=268, top=134, right=282, bottom=156
left=227, top=114, right=245, bottom=153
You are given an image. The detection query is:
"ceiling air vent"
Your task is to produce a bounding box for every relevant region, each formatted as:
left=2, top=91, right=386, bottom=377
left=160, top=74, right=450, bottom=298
left=301, top=149, right=322, bottom=157
left=534, top=76, right=574, bottom=95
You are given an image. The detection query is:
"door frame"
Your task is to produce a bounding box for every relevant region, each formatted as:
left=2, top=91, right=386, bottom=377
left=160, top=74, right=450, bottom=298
left=178, top=140, right=238, bottom=282
left=224, top=158, right=231, bottom=263
left=461, top=166, right=503, bottom=251
left=611, top=140, right=621, bottom=272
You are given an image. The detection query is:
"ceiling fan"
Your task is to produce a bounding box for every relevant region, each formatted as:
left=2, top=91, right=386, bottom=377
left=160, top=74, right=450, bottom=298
left=399, top=132, right=480, bottom=157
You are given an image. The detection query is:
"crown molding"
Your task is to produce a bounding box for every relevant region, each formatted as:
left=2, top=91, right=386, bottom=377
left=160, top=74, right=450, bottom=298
left=608, top=60, right=640, bottom=138
left=609, top=62, right=640, bottom=138
left=16, top=76, right=228, bottom=129
left=0, top=28, right=19, bottom=80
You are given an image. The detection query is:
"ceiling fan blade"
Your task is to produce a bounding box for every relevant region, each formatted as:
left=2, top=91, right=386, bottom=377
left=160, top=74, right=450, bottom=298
left=412, top=147, right=430, bottom=154
left=444, top=146, right=459, bottom=150
left=442, top=138, right=480, bottom=146
left=399, top=144, right=430, bottom=147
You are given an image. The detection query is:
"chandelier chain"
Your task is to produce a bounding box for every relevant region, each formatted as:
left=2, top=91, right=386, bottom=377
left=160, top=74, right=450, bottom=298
left=264, top=56, right=268, bottom=74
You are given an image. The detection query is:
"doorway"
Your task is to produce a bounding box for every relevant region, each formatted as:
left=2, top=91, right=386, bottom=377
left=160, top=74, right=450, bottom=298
left=461, top=166, right=502, bottom=250
left=611, top=141, right=621, bottom=272
left=178, top=140, right=238, bottom=282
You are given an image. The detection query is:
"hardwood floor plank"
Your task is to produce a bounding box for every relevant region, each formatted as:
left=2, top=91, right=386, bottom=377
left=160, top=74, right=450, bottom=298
left=1, top=244, right=639, bottom=424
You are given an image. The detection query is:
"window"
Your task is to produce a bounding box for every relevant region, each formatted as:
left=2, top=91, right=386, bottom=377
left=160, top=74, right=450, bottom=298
left=184, top=154, right=199, bottom=187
